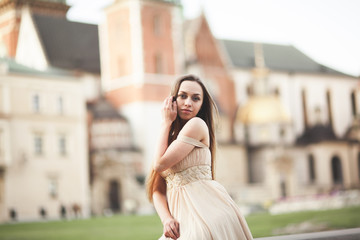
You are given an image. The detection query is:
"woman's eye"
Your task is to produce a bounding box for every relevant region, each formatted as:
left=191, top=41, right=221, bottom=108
left=193, top=97, right=200, bottom=101
left=180, top=94, right=187, bottom=99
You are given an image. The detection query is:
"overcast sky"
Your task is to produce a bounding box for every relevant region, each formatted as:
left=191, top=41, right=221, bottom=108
left=66, top=0, right=360, bottom=77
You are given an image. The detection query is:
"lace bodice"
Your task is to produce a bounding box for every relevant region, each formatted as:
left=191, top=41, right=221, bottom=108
left=161, top=135, right=212, bottom=190
left=164, top=165, right=212, bottom=190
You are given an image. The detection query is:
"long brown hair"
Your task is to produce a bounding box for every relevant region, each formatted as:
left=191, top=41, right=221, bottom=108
left=146, top=74, right=218, bottom=202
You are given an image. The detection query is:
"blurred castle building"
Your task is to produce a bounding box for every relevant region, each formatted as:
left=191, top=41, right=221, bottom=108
left=0, top=57, right=90, bottom=221
left=182, top=15, right=359, bottom=204
left=217, top=39, right=360, bottom=203
left=87, top=97, right=145, bottom=215
left=99, top=0, right=184, bottom=171
left=0, top=0, right=98, bottom=222
left=0, top=0, right=359, bottom=222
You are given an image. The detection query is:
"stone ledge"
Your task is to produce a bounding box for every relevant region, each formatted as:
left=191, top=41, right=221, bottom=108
left=255, top=228, right=360, bottom=240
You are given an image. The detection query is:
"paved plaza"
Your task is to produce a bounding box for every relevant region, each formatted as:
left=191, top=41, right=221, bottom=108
left=256, top=228, right=360, bottom=240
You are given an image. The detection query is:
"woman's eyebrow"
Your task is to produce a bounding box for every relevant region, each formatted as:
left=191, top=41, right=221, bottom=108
left=178, top=91, right=201, bottom=96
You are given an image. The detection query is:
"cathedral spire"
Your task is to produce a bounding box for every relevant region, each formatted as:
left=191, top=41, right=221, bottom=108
left=251, top=43, right=269, bottom=96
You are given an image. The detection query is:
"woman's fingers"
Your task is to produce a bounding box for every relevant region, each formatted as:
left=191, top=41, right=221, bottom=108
left=164, top=97, right=170, bottom=108
left=172, top=221, right=180, bottom=238
left=163, top=217, right=180, bottom=239
left=162, top=96, right=177, bottom=123
left=170, top=97, right=177, bottom=119
left=163, top=96, right=172, bottom=110
left=164, top=225, right=177, bottom=239
left=171, top=99, right=177, bottom=111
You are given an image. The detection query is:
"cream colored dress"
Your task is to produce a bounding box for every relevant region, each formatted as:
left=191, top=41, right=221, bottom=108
left=160, top=135, right=253, bottom=240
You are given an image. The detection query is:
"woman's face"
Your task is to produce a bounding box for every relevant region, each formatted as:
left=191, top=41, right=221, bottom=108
left=176, top=80, right=204, bottom=121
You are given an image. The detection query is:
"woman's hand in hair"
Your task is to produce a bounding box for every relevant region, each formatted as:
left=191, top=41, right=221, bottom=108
left=162, top=96, right=177, bottom=124
left=163, top=216, right=180, bottom=239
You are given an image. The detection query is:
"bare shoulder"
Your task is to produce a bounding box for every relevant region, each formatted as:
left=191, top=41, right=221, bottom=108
left=188, top=117, right=207, bottom=128
left=179, top=117, right=209, bottom=140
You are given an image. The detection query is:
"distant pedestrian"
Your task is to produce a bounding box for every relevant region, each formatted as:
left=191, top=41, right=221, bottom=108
left=9, top=208, right=17, bottom=221
left=39, top=207, right=46, bottom=219
left=60, top=205, right=67, bottom=219
left=72, top=203, right=81, bottom=218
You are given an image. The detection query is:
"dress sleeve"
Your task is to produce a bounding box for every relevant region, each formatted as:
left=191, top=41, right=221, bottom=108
left=177, top=135, right=208, bottom=148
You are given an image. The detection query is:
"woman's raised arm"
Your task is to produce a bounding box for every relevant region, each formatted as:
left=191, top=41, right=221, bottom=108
left=154, top=117, right=208, bottom=172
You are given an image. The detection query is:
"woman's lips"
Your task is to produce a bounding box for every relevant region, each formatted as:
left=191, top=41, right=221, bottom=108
left=181, top=109, right=192, bottom=114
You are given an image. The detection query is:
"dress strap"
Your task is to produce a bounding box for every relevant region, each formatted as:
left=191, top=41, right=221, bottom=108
left=177, top=135, right=208, bottom=148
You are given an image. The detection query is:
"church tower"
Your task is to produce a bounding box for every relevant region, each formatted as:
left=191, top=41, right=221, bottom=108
left=0, top=0, right=69, bottom=57
left=100, top=0, right=184, bottom=170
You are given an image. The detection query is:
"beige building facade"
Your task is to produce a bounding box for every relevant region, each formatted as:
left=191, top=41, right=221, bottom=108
left=0, top=58, right=90, bottom=222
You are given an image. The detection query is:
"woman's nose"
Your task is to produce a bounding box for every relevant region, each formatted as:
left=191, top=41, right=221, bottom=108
left=185, top=98, right=192, bottom=106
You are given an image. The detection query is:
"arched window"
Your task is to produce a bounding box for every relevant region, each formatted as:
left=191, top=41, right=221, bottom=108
left=34, top=134, right=43, bottom=155
left=331, top=156, right=343, bottom=185
left=32, top=94, right=40, bottom=113
left=280, top=178, right=287, bottom=198
left=48, top=178, right=58, bottom=198
left=326, top=90, right=333, bottom=128
left=58, top=135, right=67, bottom=156
left=57, top=96, right=64, bottom=115
left=351, top=90, right=357, bottom=117
left=301, top=89, right=308, bottom=129
left=247, top=152, right=264, bottom=184
left=154, top=53, right=163, bottom=74
left=109, top=180, right=121, bottom=212
left=153, top=14, right=161, bottom=36
left=308, top=154, right=316, bottom=183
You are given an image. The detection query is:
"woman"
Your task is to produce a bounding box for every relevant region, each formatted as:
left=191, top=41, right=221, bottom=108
left=147, top=75, right=253, bottom=240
